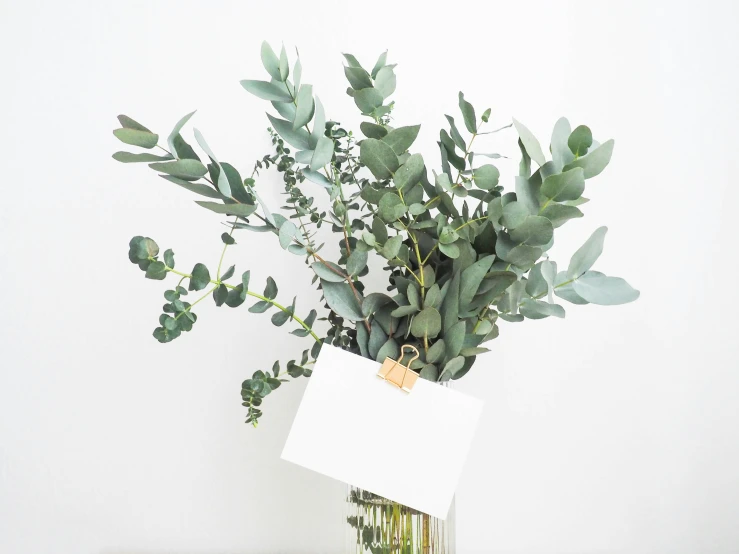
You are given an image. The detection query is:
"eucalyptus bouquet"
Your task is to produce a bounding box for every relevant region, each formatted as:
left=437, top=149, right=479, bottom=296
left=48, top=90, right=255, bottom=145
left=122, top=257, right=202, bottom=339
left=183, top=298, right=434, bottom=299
left=114, top=43, right=638, bottom=428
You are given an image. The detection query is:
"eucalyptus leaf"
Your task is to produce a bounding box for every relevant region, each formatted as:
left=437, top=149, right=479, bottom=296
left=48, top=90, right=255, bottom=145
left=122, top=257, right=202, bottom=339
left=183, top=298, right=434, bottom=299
left=567, top=226, right=607, bottom=279
left=563, top=139, right=615, bottom=179
left=322, top=281, right=364, bottom=321
left=382, top=125, right=421, bottom=155
left=572, top=273, right=640, bottom=305
left=513, top=118, right=546, bottom=166
left=360, top=139, right=400, bottom=180
left=240, top=80, right=292, bottom=102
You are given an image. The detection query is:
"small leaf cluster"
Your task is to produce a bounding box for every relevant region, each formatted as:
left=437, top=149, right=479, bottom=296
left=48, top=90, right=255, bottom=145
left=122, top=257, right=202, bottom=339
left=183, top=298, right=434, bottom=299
left=114, top=42, right=639, bottom=425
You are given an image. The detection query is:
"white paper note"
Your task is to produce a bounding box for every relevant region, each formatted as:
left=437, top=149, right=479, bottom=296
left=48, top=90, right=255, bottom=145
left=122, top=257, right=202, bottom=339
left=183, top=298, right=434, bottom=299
left=281, top=345, right=484, bottom=519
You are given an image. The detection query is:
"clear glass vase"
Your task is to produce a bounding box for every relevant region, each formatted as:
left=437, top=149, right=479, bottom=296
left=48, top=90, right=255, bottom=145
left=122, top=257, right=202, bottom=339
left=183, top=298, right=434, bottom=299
left=345, top=486, right=455, bottom=554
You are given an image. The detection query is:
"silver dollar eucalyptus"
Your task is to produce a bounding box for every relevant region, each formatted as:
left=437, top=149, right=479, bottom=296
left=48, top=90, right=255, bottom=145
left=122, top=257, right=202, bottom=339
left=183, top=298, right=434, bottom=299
left=113, top=43, right=639, bottom=427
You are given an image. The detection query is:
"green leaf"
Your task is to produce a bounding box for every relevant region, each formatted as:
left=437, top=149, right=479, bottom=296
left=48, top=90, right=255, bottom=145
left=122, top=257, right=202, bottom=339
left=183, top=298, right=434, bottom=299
left=472, top=164, right=500, bottom=190
left=374, top=66, right=396, bottom=98
left=113, top=128, right=158, bottom=149
left=278, top=220, right=298, bottom=249
left=163, top=249, right=175, bottom=268
left=239, top=80, right=292, bottom=102
left=439, top=241, right=460, bottom=259
left=563, top=139, right=615, bottom=179
left=419, top=364, right=439, bottom=382
left=353, top=88, right=384, bottom=114
left=550, top=117, right=575, bottom=170
left=241, top=271, right=251, bottom=296
left=439, top=225, right=460, bottom=245
left=113, top=152, right=172, bottom=163
left=426, top=340, right=445, bottom=364
left=321, top=280, right=364, bottom=321
left=302, top=168, right=333, bottom=189
left=267, top=114, right=312, bottom=150
left=481, top=108, right=491, bottom=123
left=382, top=235, right=403, bottom=259
left=189, top=263, right=211, bottom=291
left=509, top=216, right=553, bottom=246
left=515, top=176, right=539, bottom=215
left=279, top=44, right=289, bottom=81
left=445, top=115, right=466, bottom=151
left=194, top=201, right=257, bottom=217
left=311, top=97, right=325, bottom=142
left=172, top=134, right=200, bottom=161
left=502, top=201, right=529, bottom=229
left=442, top=356, right=465, bottom=379
left=145, top=260, right=167, bottom=280
left=263, top=277, right=278, bottom=300
left=360, top=122, right=388, bottom=139
left=371, top=50, right=387, bottom=79
left=512, top=118, right=546, bottom=166
left=382, top=125, right=421, bottom=155
left=506, top=244, right=543, bottom=270
left=225, top=285, right=245, bottom=308
left=311, top=261, right=346, bottom=282
left=360, top=139, right=400, bottom=180
left=346, top=249, right=368, bottom=276
left=480, top=271, right=517, bottom=299
left=362, top=293, right=394, bottom=317
left=376, top=338, right=400, bottom=363
left=249, top=300, right=271, bottom=313
left=568, top=125, right=593, bottom=156
left=539, top=203, right=584, bottom=228
left=221, top=265, right=235, bottom=281
left=410, top=307, right=442, bottom=339
left=221, top=233, right=235, bottom=245
left=213, top=284, right=228, bottom=306
left=193, top=129, right=231, bottom=197
left=149, top=159, right=207, bottom=180
left=567, top=226, right=607, bottom=279
left=458, top=92, right=477, bottom=133
left=293, top=56, right=302, bottom=91
left=293, top=84, right=315, bottom=130
left=553, top=272, right=589, bottom=305
left=167, top=111, right=196, bottom=157
left=311, top=136, right=334, bottom=170
left=117, top=115, right=151, bottom=132
left=460, top=255, right=495, bottom=309
left=572, top=273, right=640, bottom=305
left=271, top=310, right=291, bottom=326
left=378, top=193, right=405, bottom=222
left=541, top=167, right=585, bottom=202
left=393, top=153, right=424, bottom=191
left=260, top=41, right=282, bottom=81
left=344, top=65, right=373, bottom=89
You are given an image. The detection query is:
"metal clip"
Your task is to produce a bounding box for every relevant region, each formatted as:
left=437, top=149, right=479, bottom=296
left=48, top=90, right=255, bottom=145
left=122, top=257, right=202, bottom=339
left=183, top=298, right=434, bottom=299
left=377, top=345, right=420, bottom=393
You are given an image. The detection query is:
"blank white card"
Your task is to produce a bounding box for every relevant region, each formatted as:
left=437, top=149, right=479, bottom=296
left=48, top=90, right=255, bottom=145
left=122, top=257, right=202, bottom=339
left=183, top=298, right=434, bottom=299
left=281, top=345, right=484, bottom=519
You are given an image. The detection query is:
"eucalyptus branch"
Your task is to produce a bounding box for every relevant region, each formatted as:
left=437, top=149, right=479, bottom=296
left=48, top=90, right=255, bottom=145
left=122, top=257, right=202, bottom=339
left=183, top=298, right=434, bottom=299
left=114, top=42, right=638, bottom=423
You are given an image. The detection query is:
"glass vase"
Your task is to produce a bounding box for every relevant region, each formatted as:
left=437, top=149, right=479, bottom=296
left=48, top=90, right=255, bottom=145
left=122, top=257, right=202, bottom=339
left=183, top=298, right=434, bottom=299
left=345, top=485, right=455, bottom=554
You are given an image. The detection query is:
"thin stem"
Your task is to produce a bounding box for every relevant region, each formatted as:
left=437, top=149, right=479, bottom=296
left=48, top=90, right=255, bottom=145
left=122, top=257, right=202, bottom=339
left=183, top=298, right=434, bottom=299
left=216, top=217, right=238, bottom=279
left=175, top=286, right=217, bottom=320
left=164, top=266, right=322, bottom=343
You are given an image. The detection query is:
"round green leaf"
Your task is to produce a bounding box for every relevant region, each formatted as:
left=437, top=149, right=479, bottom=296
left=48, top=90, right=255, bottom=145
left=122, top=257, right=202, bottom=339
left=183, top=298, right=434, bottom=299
left=472, top=164, right=500, bottom=190
left=568, top=125, right=593, bottom=156
left=410, top=307, right=442, bottom=338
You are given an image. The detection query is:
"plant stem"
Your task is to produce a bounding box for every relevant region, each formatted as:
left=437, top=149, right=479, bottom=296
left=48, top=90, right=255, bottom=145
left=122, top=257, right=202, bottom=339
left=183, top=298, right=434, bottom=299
left=164, top=266, right=322, bottom=343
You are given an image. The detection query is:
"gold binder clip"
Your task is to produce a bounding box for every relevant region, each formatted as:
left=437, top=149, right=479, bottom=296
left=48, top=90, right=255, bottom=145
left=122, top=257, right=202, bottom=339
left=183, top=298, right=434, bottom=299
left=377, top=345, right=420, bottom=393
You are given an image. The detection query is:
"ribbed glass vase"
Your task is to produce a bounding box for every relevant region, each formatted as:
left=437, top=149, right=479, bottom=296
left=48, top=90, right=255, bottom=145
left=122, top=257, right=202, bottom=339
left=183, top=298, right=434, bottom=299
left=345, top=486, right=455, bottom=554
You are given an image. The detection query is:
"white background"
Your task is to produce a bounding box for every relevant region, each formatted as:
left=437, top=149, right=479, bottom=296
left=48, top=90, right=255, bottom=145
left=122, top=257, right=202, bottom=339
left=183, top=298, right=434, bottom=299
left=1, top=1, right=737, bottom=553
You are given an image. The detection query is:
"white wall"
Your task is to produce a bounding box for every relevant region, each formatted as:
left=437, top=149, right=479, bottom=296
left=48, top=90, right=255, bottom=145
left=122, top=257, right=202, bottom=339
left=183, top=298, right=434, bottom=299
left=1, top=1, right=737, bottom=553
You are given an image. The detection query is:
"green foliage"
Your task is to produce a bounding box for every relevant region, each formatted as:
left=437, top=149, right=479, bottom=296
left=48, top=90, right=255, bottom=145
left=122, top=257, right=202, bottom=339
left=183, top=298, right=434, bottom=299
left=114, top=43, right=639, bottom=426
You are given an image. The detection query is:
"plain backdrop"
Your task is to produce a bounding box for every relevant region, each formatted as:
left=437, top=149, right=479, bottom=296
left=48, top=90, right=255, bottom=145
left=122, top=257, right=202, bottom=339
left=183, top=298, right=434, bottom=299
left=1, top=1, right=737, bottom=553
